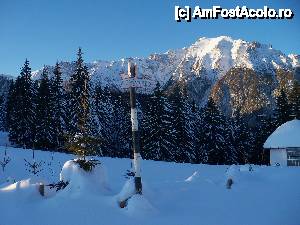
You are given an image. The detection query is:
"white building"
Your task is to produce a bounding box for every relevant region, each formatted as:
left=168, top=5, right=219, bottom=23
left=264, top=119, right=300, bottom=166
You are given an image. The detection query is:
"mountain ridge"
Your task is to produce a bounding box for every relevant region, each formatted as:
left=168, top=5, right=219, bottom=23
left=30, top=36, right=299, bottom=88
left=3, top=36, right=299, bottom=82
left=3, top=36, right=299, bottom=115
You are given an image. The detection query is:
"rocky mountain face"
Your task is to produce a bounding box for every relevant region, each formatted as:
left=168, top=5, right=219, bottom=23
left=25, top=36, right=300, bottom=114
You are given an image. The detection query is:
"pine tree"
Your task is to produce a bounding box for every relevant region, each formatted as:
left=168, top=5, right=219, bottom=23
left=109, top=91, right=131, bottom=158
left=231, top=110, right=255, bottom=164
left=35, top=67, right=55, bottom=150
left=253, top=112, right=274, bottom=164
left=189, top=99, right=199, bottom=163
left=6, top=81, right=16, bottom=139
left=90, top=89, right=130, bottom=158
left=90, top=85, right=115, bottom=156
left=51, top=62, right=65, bottom=150
left=68, top=48, right=90, bottom=135
left=65, top=48, right=94, bottom=157
left=289, top=79, right=300, bottom=119
left=8, top=59, right=35, bottom=148
left=193, top=105, right=206, bottom=163
left=274, top=88, right=291, bottom=126
left=168, top=82, right=195, bottom=163
left=0, top=95, right=5, bottom=131
left=197, top=97, right=234, bottom=165
left=31, top=80, right=39, bottom=144
left=141, top=82, right=177, bottom=161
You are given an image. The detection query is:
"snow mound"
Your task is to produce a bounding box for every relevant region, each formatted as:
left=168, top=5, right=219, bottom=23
left=117, top=178, right=136, bottom=202
left=264, top=119, right=300, bottom=148
left=0, top=177, right=15, bottom=188
left=0, top=179, right=41, bottom=200
left=116, top=178, right=156, bottom=216
left=239, top=164, right=254, bottom=172
left=126, top=194, right=155, bottom=217
left=226, top=165, right=238, bottom=179
left=60, top=159, right=109, bottom=196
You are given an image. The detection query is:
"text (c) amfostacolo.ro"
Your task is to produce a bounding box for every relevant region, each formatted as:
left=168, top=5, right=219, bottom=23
left=175, top=5, right=294, bottom=22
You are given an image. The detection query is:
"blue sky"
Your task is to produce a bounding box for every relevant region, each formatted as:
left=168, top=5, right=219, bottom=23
left=0, top=0, right=299, bottom=76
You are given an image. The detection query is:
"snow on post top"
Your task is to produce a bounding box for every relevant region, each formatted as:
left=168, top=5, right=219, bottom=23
left=264, top=119, right=300, bottom=149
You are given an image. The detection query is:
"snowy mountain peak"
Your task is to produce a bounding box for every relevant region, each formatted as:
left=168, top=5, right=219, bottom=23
left=179, top=36, right=299, bottom=79
left=192, top=35, right=235, bottom=47
left=30, top=36, right=299, bottom=93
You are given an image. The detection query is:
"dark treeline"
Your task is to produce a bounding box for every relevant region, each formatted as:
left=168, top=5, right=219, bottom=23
left=0, top=49, right=299, bottom=165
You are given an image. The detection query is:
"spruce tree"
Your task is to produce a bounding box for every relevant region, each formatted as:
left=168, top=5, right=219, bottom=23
left=109, top=91, right=131, bottom=158
left=66, top=48, right=94, bottom=157
left=253, top=112, right=274, bottom=164
left=6, top=81, right=16, bottom=140
left=90, top=85, right=114, bottom=156
left=31, top=79, right=39, bottom=145
left=274, top=88, right=291, bottom=126
left=193, top=105, right=206, bottom=163
left=8, top=59, right=35, bottom=148
left=188, top=99, right=199, bottom=163
left=141, top=82, right=176, bottom=161
left=51, top=62, right=65, bottom=150
left=35, top=67, right=55, bottom=150
left=289, top=79, right=300, bottom=119
left=0, top=95, right=5, bottom=131
left=68, top=48, right=90, bottom=134
left=231, top=110, right=255, bottom=164
left=197, top=97, right=234, bottom=165
left=168, top=83, right=195, bottom=163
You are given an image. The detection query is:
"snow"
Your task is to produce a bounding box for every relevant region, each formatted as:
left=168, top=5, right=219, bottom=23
left=60, top=160, right=109, bottom=195
left=1, top=178, right=38, bottom=194
left=116, top=178, right=136, bottom=202
left=225, top=164, right=238, bottom=179
left=288, top=54, right=300, bottom=67
left=125, top=194, right=155, bottom=217
left=239, top=164, right=254, bottom=172
left=0, top=147, right=300, bottom=225
left=264, top=119, right=300, bottom=148
left=185, top=170, right=199, bottom=182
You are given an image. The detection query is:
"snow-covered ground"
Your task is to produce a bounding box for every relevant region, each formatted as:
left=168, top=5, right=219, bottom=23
left=0, top=140, right=300, bottom=225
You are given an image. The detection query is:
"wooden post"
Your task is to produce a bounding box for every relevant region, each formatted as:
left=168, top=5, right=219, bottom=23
left=38, top=183, right=45, bottom=196
left=128, top=62, right=142, bottom=195
left=226, top=178, right=233, bottom=189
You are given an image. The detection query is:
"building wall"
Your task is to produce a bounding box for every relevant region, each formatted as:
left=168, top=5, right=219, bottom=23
left=270, top=149, right=287, bottom=166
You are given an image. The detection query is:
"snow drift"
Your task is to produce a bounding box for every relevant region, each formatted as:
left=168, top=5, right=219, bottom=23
left=0, top=147, right=300, bottom=225
left=60, top=159, right=109, bottom=195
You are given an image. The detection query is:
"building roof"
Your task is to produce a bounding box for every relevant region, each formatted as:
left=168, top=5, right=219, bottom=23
left=264, top=119, right=300, bottom=149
